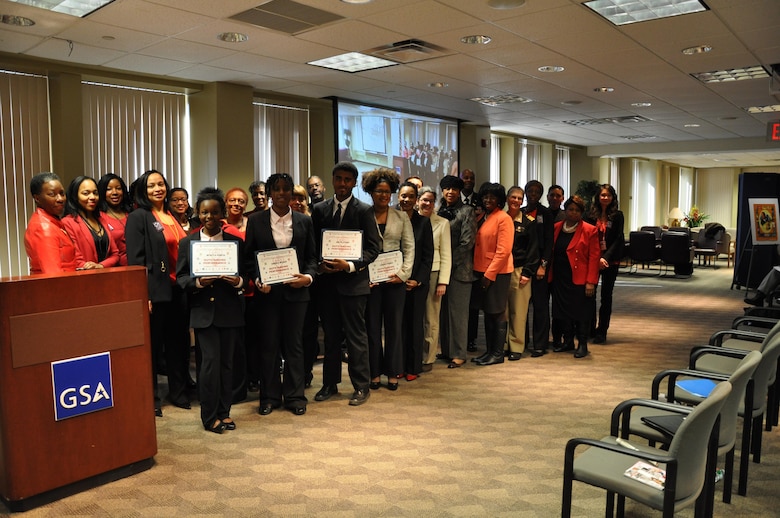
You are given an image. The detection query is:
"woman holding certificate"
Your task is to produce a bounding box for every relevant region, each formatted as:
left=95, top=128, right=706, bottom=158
left=244, top=173, right=317, bottom=416
left=126, top=169, right=191, bottom=417
left=176, top=187, right=246, bottom=434
left=362, top=168, right=415, bottom=391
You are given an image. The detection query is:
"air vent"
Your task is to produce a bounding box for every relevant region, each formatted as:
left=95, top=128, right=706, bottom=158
left=604, top=115, right=652, bottom=123
left=367, top=39, right=450, bottom=64
left=564, top=115, right=651, bottom=126
left=230, top=0, right=343, bottom=35
left=562, top=119, right=610, bottom=126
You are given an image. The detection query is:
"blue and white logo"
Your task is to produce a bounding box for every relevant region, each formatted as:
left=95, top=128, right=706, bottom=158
left=51, top=352, right=113, bottom=421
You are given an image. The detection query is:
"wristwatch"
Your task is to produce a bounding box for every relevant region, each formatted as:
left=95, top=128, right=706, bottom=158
left=540, top=260, right=548, bottom=268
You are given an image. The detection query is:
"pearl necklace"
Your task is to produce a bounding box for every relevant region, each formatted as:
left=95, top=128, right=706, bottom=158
left=562, top=221, right=579, bottom=233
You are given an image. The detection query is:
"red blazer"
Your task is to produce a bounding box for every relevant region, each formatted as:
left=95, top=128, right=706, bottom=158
left=62, top=214, right=121, bottom=268
left=24, top=208, right=80, bottom=275
left=473, top=209, right=514, bottom=280
left=551, top=220, right=600, bottom=286
left=99, top=212, right=128, bottom=266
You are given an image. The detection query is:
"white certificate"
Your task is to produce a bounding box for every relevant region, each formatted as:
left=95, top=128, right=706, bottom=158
left=321, top=229, right=363, bottom=261
left=256, top=247, right=300, bottom=285
left=369, top=250, right=403, bottom=284
left=190, top=241, right=239, bottom=276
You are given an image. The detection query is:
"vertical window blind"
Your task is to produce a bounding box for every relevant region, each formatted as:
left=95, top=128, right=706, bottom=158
left=0, top=71, right=51, bottom=277
left=555, top=145, right=570, bottom=196
left=82, top=82, right=189, bottom=192
left=254, top=101, right=310, bottom=185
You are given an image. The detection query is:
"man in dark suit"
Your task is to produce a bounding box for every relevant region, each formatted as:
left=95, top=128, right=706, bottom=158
left=524, top=180, right=555, bottom=357
left=311, top=162, right=382, bottom=406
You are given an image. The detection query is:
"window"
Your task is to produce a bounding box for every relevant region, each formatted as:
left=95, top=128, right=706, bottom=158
left=518, top=138, right=539, bottom=187
left=678, top=167, right=693, bottom=213
left=0, top=70, right=51, bottom=277
left=555, top=145, right=570, bottom=195
left=631, top=159, right=655, bottom=227
left=254, top=101, right=310, bottom=184
left=82, top=82, right=190, bottom=192
left=609, top=157, right=619, bottom=195
left=489, top=135, right=500, bottom=182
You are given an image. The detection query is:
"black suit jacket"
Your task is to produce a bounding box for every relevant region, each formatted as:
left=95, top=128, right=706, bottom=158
left=244, top=209, right=318, bottom=302
left=408, top=210, right=434, bottom=284
left=311, top=196, right=382, bottom=297
left=126, top=209, right=174, bottom=303
left=176, top=231, right=246, bottom=328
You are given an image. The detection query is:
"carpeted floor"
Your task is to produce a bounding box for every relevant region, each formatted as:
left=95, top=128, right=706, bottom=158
left=5, top=263, right=779, bottom=517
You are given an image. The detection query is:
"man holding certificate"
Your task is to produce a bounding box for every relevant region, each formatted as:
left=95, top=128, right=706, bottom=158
left=311, top=161, right=382, bottom=406
left=244, top=173, right=318, bottom=416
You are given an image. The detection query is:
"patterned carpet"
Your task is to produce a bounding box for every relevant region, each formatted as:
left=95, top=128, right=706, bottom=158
left=6, top=264, right=779, bottom=517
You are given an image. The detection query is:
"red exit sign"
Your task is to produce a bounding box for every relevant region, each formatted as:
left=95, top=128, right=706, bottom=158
left=769, top=120, right=780, bottom=142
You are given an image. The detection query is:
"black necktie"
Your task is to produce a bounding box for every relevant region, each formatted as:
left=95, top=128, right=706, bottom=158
left=333, top=202, right=342, bottom=228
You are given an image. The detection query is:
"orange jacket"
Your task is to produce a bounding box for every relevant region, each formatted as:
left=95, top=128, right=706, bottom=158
left=473, top=209, right=514, bottom=280
left=24, top=208, right=80, bottom=275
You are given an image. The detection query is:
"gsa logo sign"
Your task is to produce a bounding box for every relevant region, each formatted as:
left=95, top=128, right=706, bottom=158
left=51, top=352, right=113, bottom=421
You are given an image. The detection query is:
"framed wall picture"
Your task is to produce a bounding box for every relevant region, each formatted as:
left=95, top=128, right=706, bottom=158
left=748, top=198, right=779, bottom=245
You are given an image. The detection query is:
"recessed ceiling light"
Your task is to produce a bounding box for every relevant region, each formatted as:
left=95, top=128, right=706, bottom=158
left=538, top=65, right=564, bottom=73
left=621, top=135, right=658, bottom=140
left=684, top=123, right=700, bottom=128
left=340, top=0, right=374, bottom=3
left=745, top=104, right=780, bottom=114
left=308, top=52, right=398, bottom=73
left=691, top=66, right=769, bottom=83
left=718, top=116, right=738, bottom=121
left=6, top=0, right=116, bottom=17
left=428, top=82, right=448, bottom=88
left=487, top=0, right=526, bottom=9
left=218, top=32, right=248, bottom=43
left=682, top=44, right=712, bottom=55
left=584, top=0, right=707, bottom=26
left=461, top=35, right=491, bottom=45
left=101, top=35, right=115, bottom=41
left=470, top=94, right=532, bottom=106
left=594, top=87, right=614, bottom=93
left=560, top=100, right=582, bottom=106
left=631, top=102, right=652, bottom=107
left=0, top=14, right=34, bottom=26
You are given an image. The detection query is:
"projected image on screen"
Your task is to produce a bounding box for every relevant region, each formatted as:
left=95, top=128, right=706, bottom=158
left=335, top=99, right=458, bottom=203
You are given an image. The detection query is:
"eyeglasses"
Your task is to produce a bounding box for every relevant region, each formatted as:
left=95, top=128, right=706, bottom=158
left=227, top=198, right=247, bottom=205
left=169, top=197, right=188, bottom=203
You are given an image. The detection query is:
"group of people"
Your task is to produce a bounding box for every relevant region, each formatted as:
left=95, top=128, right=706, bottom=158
left=23, top=164, right=624, bottom=435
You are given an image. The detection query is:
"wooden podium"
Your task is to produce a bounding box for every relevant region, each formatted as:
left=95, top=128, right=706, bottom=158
left=0, top=266, right=157, bottom=510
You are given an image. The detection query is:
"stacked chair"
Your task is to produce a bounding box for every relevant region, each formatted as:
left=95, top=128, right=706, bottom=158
left=561, top=316, right=780, bottom=518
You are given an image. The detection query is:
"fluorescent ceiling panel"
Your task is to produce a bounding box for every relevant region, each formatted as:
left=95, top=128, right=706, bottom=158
left=308, top=52, right=397, bottom=73
left=7, top=0, right=115, bottom=17
left=583, top=0, right=708, bottom=26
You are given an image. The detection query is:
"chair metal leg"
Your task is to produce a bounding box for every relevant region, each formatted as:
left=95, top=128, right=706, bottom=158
left=606, top=491, right=615, bottom=518
left=562, top=447, right=574, bottom=518
left=723, top=447, right=734, bottom=503
left=752, top=413, right=763, bottom=463
left=738, top=411, right=752, bottom=496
